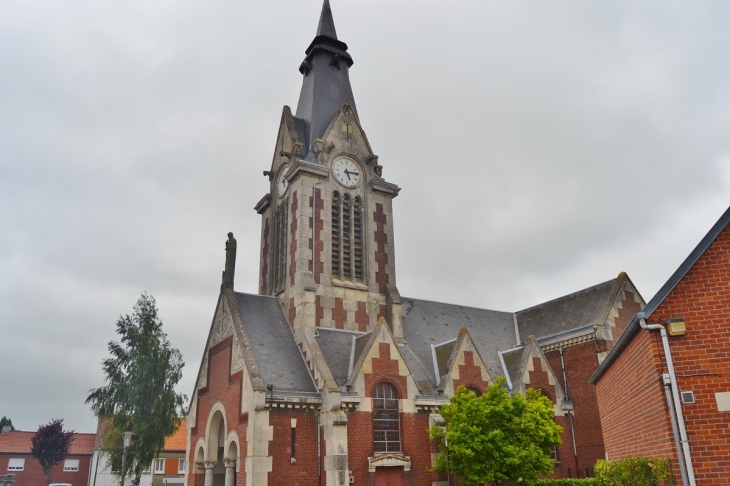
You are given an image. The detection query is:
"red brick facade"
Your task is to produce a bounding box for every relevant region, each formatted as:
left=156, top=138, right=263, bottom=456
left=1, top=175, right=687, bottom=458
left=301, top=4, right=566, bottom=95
left=268, top=412, right=319, bottom=486
left=596, top=221, right=730, bottom=484
left=453, top=350, right=489, bottom=394
left=0, top=452, right=92, bottom=486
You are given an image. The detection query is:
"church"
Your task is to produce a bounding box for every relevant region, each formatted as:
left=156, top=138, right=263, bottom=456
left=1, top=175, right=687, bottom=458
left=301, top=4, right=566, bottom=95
left=184, top=2, right=645, bottom=485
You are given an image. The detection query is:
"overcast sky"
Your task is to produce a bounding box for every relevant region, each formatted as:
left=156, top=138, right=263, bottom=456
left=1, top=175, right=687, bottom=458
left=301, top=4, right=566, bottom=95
left=2, top=0, right=729, bottom=433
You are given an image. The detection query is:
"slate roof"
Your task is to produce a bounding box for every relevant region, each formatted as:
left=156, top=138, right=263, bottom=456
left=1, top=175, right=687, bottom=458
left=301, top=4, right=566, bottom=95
left=516, top=278, right=620, bottom=340
left=400, top=298, right=518, bottom=390
left=500, top=347, right=524, bottom=388
left=235, top=293, right=317, bottom=394
left=0, top=431, right=96, bottom=455
left=315, top=328, right=361, bottom=387
left=294, top=0, right=358, bottom=155
left=591, top=205, right=730, bottom=384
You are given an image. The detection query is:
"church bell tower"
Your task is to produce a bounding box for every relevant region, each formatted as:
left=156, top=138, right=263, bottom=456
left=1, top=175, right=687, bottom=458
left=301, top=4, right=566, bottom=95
left=255, top=0, right=403, bottom=341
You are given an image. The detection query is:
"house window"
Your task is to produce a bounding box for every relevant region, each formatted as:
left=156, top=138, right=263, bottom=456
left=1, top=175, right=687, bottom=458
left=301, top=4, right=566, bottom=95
left=154, top=458, right=165, bottom=474
left=373, top=382, right=400, bottom=453
left=63, top=459, right=80, bottom=471
left=7, top=458, right=24, bottom=471
left=551, top=446, right=559, bottom=462
left=331, top=192, right=364, bottom=282
left=178, top=458, right=186, bottom=474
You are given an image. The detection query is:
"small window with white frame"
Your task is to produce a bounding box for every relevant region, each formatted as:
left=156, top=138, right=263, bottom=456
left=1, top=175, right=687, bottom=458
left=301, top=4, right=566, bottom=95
left=178, top=458, right=186, bottom=474
left=154, top=458, right=165, bottom=474
left=8, top=458, right=25, bottom=471
left=63, top=458, right=80, bottom=471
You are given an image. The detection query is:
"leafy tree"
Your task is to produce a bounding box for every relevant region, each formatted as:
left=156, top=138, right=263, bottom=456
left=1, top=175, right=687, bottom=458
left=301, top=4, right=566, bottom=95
left=0, top=416, right=15, bottom=431
left=430, top=378, right=563, bottom=485
left=86, top=293, right=187, bottom=486
left=30, top=419, right=75, bottom=485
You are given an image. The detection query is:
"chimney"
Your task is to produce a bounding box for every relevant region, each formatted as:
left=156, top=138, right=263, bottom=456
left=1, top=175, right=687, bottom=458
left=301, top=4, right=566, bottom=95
left=1, top=425, right=11, bottom=434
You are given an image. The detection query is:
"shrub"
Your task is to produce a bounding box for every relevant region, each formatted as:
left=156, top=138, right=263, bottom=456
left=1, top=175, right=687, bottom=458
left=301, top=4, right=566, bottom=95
left=594, top=457, right=674, bottom=486
left=529, top=479, right=599, bottom=485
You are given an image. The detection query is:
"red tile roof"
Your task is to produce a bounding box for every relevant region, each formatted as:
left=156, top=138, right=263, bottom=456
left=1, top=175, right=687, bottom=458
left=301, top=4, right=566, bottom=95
left=163, top=419, right=187, bottom=452
left=0, top=431, right=96, bottom=455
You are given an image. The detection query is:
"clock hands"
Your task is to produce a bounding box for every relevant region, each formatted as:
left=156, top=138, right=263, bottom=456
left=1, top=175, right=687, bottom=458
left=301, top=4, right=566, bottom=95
left=344, top=169, right=359, bottom=181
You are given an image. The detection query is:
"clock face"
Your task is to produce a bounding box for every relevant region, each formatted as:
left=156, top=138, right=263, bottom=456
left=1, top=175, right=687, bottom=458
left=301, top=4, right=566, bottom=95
left=277, top=166, right=290, bottom=196
left=332, top=158, right=361, bottom=187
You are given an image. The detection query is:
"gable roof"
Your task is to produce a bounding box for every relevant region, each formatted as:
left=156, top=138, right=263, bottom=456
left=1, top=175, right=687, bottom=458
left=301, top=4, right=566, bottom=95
left=0, top=431, right=96, bottom=455
left=516, top=275, right=629, bottom=340
left=315, top=328, right=362, bottom=387
left=234, top=292, right=317, bottom=394
left=400, top=298, right=517, bottom=390
left=163, top=419, right=187, bottom=452
left=590, top=205, right=730, bottom=384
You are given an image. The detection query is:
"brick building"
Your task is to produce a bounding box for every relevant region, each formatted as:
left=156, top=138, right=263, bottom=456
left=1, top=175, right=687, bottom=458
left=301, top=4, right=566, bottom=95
left=590, top=206, right=730, bottom=486
left=0, top=427, right=95, bottom=486
left=185, top=2, right=645, bottom=485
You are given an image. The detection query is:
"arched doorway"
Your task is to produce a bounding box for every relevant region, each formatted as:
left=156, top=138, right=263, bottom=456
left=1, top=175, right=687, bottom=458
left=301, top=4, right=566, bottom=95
left=207, top=410, right=227, bottom=486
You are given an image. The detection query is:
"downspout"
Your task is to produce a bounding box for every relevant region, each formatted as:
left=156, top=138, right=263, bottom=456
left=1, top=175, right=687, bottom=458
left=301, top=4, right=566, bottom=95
left=639, top=317, right=696, bottom=486
left=661, top=372, right=689, bottom=486
left=559, top=347, right=579, bottom=477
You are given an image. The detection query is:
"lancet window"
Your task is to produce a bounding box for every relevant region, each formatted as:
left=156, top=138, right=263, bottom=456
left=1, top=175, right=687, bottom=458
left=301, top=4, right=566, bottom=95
left=271, top=202, right=288, bottom=293
left=331, top=191, right=364, bottom=281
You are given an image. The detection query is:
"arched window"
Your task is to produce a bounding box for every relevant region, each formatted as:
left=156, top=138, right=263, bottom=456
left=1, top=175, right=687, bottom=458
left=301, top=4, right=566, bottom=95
left=373, top=382, right=400, bottom=453
left=466, top=386, right=482, bottom=397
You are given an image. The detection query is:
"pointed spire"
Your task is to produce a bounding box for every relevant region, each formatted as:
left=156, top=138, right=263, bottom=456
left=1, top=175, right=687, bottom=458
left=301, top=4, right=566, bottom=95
left=294, top=0, right=358, bottom=156
left=316, top=0, right=338, bottom=40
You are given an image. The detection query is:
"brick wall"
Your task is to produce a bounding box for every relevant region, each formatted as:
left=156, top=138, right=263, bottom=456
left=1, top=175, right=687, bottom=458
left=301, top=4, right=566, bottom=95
left=268, top=411, right=319, bottom=486
left=597, top=224, right=730, bottom=485
left=607, top=290, right=643, bottom=353
left=545, top=342, right=605, bottom=476
left=189, top=336, right=247, bottom=486
left=526, top=356, right=577, bottom=479
left=0, top=452, right=91, bottom=486
left=453, top=350, right=489, bottom=394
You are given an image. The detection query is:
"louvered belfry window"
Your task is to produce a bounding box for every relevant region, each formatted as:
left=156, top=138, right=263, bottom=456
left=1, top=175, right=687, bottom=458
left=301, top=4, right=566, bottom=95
left=331, top=191, right=364, bottom=281
left=271, top=202, right=288, bottom=293
left=373, top=382, right=401, bottom=453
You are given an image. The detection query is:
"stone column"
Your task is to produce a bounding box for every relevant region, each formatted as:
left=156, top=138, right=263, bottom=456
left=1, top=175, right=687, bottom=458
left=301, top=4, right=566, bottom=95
left=203, top=460, right=217, bottom=486
left=223, top=459, right=237, bottom=486
left=322, top=410, right=349, bottom=486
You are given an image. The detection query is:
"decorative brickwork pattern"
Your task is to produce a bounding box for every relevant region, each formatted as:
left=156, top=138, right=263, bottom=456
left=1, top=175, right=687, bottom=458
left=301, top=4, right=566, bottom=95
left=365, top=343, right=408, bottom=400
left=453, top=350, right=489, bottom=394
left=373, top=203, right=390, bottom=294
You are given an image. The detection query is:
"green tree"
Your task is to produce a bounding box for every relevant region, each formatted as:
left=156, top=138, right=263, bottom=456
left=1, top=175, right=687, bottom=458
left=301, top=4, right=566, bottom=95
left=30, top=419, right=75, bottom=485
left=0, top=416, right=15, bottom=431
left=430, top=378, right=563, bottom=485
left=86, top=293, right=187, bottom=486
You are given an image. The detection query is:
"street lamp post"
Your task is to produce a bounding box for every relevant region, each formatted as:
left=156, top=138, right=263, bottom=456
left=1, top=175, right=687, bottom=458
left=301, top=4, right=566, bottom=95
left=121, top=431, right=133, bottom=486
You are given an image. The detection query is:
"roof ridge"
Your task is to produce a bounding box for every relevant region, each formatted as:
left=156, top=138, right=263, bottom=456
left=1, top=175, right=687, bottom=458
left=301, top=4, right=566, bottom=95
left=516, top=277, right=617, bottom=314
left=403, top=296, right=511, bottom=314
